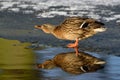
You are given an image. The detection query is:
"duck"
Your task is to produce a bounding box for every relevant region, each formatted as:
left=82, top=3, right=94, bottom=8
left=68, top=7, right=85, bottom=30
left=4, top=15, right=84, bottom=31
left=34, top=17, right=106, bottom=56
left=37, top=51, right=105, bottom=74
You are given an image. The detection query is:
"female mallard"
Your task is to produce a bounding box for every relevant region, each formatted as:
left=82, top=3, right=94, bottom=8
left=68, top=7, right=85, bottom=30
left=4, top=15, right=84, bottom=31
left=37, top=52, right=105, bottom=74
left=35, top=17, right=106, bottom=56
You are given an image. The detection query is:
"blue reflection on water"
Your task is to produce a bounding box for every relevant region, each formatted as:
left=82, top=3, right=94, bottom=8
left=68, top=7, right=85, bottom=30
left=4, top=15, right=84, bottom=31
left=35, top=47, right=120, bottom=80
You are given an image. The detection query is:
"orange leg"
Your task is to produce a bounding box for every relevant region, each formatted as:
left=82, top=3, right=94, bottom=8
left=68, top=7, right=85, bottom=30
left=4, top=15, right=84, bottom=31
left=67, top=38, right=79, bottom=48
left=74, top=47, right=79, bottom=56
left=67, top=38, right=79, bottom=56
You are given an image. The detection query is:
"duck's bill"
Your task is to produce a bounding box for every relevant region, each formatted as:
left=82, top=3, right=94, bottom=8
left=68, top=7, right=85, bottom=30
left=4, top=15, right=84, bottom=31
left=34, top=25, right=41, bottom=29
left=94, top=28, right=107, bottom=32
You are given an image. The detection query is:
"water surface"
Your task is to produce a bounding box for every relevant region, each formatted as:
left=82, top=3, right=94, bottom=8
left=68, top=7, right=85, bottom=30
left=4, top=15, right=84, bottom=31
left=0, top=0, right=120, bottom=80
left=35, top=47, right=120, bottom=80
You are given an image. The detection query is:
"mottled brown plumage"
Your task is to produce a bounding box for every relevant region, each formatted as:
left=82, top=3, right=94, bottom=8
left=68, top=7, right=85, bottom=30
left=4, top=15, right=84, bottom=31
left=35, top=17, right=106, bottom=56
left=35, top=17, right=106, bottom=40
left=37, top=52, right=105, bottom=74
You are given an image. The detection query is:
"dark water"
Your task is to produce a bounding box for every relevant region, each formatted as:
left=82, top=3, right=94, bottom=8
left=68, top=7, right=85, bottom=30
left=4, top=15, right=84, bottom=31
left=0, top=0, right=120, bottom=80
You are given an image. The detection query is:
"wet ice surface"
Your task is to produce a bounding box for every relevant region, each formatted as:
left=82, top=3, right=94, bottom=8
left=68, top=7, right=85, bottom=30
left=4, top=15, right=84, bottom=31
left=0, top=0, right=120, bottom=22
left=35, top=47, right=120, bottom=80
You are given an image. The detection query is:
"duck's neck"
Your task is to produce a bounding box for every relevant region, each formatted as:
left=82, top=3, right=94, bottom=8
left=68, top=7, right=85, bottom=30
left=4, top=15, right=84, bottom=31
left=52, top=26, right=65, bottom=39
left=49, top=26, right=56, bottom=34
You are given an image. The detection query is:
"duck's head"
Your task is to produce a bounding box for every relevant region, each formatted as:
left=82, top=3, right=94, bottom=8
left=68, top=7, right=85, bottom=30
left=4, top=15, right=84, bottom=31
left=34, top=24, right=55, bottom=34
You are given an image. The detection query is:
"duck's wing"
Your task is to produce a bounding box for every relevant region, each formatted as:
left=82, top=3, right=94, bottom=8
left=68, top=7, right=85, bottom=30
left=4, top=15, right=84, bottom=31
left=59, top=17, right=104, bottom=29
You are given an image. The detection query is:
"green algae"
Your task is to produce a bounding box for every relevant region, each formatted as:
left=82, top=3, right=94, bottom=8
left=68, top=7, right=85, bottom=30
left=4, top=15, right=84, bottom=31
left=0, top=38, right=35, bottom=69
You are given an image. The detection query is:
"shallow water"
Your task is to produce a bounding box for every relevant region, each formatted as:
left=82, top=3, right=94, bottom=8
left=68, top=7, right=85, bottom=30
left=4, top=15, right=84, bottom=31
left=35, top=47, right=120, bottom=80
left=0, top=0, right=120, bottom=80
left=0, top=38, right=120, bottom=80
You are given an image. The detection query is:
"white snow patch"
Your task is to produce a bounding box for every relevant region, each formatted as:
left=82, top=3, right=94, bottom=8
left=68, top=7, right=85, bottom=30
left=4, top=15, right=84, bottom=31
left=103, top=17, right=117, bottom=22
left=23, top=10, right=34, bottom=14
left=8, top=8, right=20, bottom=12
left=114, top=14, right=120, bottom=18
left=0, top=2, right=19, bottom=10
left=0, top=0, right=120, bottom=21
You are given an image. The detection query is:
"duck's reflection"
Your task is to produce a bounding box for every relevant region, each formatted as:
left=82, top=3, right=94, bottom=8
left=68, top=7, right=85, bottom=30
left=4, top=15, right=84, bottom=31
left=37, top=51, right=106, bottom=74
